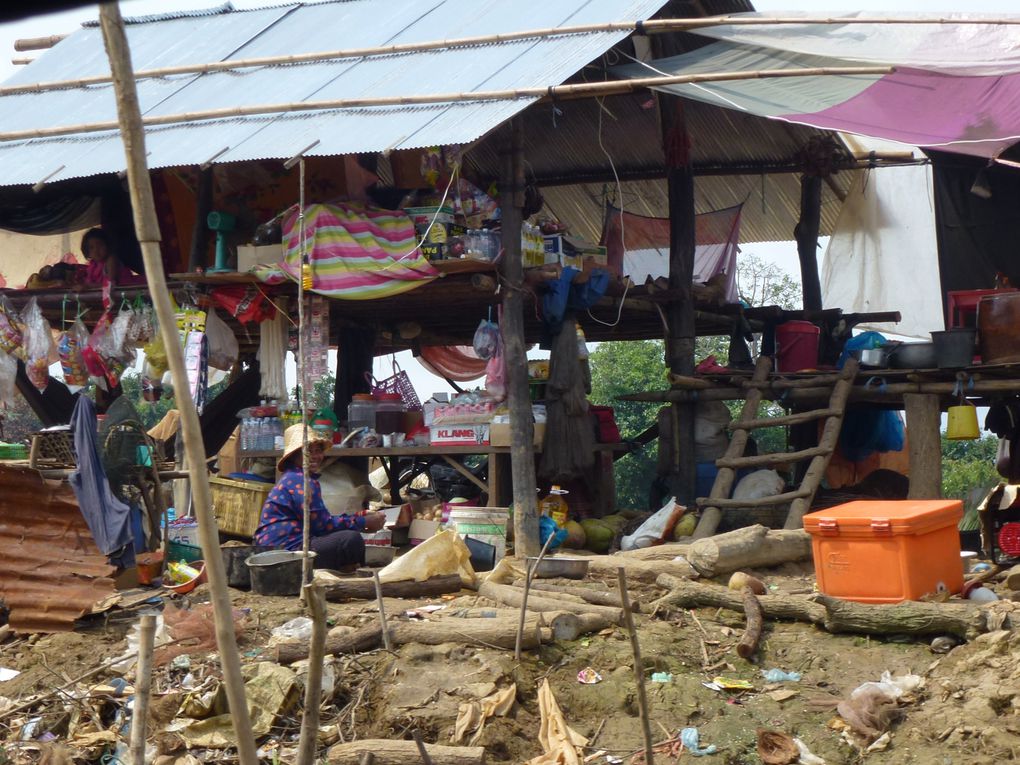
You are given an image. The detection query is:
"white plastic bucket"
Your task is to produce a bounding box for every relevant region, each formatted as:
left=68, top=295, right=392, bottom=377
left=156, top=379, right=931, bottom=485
left=448, top=508, right=508, bottom=564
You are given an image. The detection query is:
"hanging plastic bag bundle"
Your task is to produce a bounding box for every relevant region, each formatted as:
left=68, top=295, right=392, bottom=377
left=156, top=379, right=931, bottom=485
left=21, top=298, right=54, bottom=392
left=473, top=319, right=500, bottom=360
left=58, top=319, right=90, bottom=388
left=0, top=296, right=23, bottom=356
left=0, top=349, right=16, bottom=407
left=205, top=306, right=238, bottom=372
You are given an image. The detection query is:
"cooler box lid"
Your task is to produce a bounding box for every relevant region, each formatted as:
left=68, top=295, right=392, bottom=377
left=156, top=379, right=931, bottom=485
left=803, top=499, right=962, bottom=537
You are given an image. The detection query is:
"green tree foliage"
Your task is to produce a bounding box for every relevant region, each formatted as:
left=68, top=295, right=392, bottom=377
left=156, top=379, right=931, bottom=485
left=941, top=435, right=1000, bottom=522
left=589, top=256, right=803, bottom=510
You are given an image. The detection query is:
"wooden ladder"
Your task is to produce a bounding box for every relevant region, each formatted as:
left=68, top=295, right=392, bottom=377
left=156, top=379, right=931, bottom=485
left=692, top=356, right=860, bottom=538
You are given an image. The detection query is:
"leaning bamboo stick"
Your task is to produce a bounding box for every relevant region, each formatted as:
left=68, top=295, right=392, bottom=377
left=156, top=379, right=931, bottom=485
left=2, top=15, right=1015, bottom=99
left=98, top=5, right=258, bottom=765
left=618, top=568, right=654, bottom=765
left=0, top=65, right=893, bottom=144
left=297, top=583, right=328, bottom=765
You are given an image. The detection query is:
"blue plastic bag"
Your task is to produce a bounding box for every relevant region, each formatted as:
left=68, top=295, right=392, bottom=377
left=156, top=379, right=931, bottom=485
left=538, top=514, right=568, bottom=551
left=838, top=330, right=887, bottom=369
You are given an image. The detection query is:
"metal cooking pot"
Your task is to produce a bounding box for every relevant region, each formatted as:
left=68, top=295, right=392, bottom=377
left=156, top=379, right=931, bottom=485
left=886, top=341, right=938, bottom=370
left=852, top=347, right=889, bottom=368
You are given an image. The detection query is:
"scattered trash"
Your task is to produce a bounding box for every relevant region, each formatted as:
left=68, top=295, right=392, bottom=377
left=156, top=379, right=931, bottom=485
left=966, top=586, right=999, bottom=603
left=525, top=679, right=588, bottom=765
left=836, top=671, right=921, bottom=743
left=19, top=717, right=42, bottom=740
left=680, top=727, right=718, bottom=757
left=651, top=672, right=673, bottom=683
left=171, top=655, right=192, bottom=670
left=865, top=732, right=892, bottom=753
left=766, top=688, right=800, bottom=703
left=761, top=668, right=801, bottom=683
left=452, top=683, right=516, bottom=744
left=972, top=562, right=992, bottom=573
left=0, top=667, right=19, bottom=682
left=710, top=676, right=754, bottom=691
left=270, top=616, right=314, bottom=643
left=930, top=636, right=957, bottom=654
left=577, top=667, right=603, bottom=685
left=756, top=728, right=799, bottom=765
left=793, top=737, right=827, bottom=765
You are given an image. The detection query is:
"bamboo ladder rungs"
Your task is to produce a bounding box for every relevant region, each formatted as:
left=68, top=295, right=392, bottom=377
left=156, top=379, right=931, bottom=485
left=729, top=407, right=839, bottom=431
left=716, top=444, right=832, bottom=470
left=695, top=487, right=812, bottom=508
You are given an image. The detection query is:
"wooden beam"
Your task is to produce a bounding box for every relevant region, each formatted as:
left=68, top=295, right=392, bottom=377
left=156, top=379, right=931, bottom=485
left=903, top=393, right=942, bottom=499
left=716, top=445, right=830, bottom=469
left=796, top=174, right=823, bottom=311
left=500, top=120, right=540, bottom=558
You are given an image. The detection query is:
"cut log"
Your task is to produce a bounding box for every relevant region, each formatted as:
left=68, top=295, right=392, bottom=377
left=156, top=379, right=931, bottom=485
left=320, top=574, right=464, bottom=602
left=614, top=542, right=692, bottom=562
left=814, top=595, right=984, bottom=640
left=686, top=525, right=812, bottom=578
left=736, top=586, right=763, bottom=659
left=478, top=581, right=625, bottom=623
left=511, top=580, right=641, bottom=612
left=275, top=616, right=549, bottom=663
left=583, top=553, right=698, bottom=582
left=1006, top=565, right=1020, bottom=591
left=654, top=575, right=987, bottom=640
left=327, top=740, right=486, bottom=765
left=653, top=574, right=826, bottom=625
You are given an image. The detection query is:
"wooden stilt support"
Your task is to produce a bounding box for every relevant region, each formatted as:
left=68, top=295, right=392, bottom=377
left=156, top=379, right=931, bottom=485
left=297, top=583, right=328, bottom=765
left=903, top=393, right=943, bottom=499
left=128, top=614, right=156, bottom=765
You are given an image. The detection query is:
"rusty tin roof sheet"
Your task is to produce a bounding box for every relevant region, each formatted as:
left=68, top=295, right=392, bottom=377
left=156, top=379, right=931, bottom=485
left=0, top=465, right=116, bottom=633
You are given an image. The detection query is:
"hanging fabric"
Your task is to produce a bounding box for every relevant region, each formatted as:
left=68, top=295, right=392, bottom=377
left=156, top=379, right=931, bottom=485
left=418, top=346, right=488, bottom=381
left=258, top=299, right=288, bottom=401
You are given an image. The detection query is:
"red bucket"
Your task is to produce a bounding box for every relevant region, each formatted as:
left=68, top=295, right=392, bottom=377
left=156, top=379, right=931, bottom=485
left=775, top=321, right=820, bottom=373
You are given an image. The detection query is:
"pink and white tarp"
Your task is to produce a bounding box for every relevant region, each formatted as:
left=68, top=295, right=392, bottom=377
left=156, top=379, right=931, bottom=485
left=617, top=13, right=1020, bottom=160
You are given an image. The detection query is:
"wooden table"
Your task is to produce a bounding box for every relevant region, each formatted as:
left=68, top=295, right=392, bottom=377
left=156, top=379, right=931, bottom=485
left=243, top=443, right=631, bottom=505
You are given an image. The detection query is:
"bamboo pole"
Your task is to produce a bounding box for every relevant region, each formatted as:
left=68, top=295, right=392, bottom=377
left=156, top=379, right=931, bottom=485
left=515, top=533, right=555, bottom=662
left=13, top=35, right=65, bottom=52
left=296, top=157, right=313, bottom=591
left=97, top=6, right=258, bottom=765
left=373, top=571, right=393, bottom=652
left=0, top=65, right=893, bottom=144
left=128, top=614, right=156, bottom=765
left=618, top=568, right=654, bottom=765
left=2, top=14, right=1015, bottom=99
left=297, top=583, right=328, bottom=765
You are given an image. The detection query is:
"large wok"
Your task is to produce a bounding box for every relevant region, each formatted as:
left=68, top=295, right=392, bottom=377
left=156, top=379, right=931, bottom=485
left=885, top=341, right=938, bottom=370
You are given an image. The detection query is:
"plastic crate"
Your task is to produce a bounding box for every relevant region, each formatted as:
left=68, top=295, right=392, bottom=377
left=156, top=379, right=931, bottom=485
left=167, top=540, right=203, bottom=563
left=210, top=476, right=272, bottom=538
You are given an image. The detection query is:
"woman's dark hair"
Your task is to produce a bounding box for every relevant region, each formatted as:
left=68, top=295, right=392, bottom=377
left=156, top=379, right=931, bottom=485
left=80, top=228, right=111, bottom=258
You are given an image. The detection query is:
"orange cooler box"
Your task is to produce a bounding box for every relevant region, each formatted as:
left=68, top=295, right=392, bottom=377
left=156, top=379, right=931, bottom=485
left=803, top=500, right=963, bottom=603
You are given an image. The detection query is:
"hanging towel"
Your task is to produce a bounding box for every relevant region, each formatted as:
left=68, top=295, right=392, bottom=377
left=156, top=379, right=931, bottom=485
left=69, top=395, right=135, bottom=567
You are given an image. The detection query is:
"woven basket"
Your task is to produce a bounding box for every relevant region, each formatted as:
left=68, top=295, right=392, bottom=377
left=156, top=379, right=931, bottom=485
left=30, top=430, right=76, bottom=468
left=369, top=367, right=422, bottom=411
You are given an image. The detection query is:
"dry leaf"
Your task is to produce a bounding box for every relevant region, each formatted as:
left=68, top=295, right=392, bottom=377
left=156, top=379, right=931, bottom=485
left=767, top=689, right=800, bottom=702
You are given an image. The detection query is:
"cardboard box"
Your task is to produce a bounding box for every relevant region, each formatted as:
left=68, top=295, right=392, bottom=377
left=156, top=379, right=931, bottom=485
left=429, top=424, right=490, bottom=446
left=543, top=235, right=608, bottom=268
left=236, top=243, right=284, bottom=272
left=489, top=421, right=545, bottom=448
left=803, top=500, right=964, bottom=604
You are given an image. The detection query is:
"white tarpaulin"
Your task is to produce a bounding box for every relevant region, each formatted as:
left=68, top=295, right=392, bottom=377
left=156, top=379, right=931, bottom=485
left=821, top=163, right=944, bottom=339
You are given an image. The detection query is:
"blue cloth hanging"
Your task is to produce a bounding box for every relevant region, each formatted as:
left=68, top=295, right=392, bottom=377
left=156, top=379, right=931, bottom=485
left=68, top=395, right=135, bottom=567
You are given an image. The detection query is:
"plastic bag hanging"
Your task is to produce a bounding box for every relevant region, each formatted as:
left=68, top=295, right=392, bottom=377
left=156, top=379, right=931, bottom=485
left=205, top=307, right=239, bottom=371
left=473, top=318, right=500, bottom=360
left=21, top=298, right=54, bottom=392
left=0, top=296, right=23, bottom=356
left=58, top=319, right=90, bottom=389
left=0, top=349, right=16, bottom=407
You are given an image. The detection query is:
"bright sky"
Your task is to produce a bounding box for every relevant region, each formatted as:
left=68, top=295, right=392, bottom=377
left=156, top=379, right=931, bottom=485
left=2, top=0, right=1016, bottom=393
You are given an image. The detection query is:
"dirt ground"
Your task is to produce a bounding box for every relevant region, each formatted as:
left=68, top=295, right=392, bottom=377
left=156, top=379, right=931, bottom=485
left=0, top=562, right=1018, bottom=764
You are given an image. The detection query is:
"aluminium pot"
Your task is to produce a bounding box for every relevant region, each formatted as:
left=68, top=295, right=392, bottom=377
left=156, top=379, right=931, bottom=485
left=886, top=341, right=938, bottom=370
left=850, top=347, right=890, bottom=368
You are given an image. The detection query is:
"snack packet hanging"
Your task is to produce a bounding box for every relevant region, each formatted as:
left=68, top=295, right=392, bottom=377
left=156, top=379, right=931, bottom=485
left=0, top=349, right=15, bottom=407
left=473, top=319, right=500, bottom=360
left=21, top=298, right=54, bottom=392
left=0, top=296, right=23, bottom=356
left=58, top=319, right=89, bottom=388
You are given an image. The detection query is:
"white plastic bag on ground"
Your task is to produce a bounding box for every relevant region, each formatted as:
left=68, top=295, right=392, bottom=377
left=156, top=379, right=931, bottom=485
left=731, top=469, right=785, bottom=501
left=621, top=497, right=687, bottom=551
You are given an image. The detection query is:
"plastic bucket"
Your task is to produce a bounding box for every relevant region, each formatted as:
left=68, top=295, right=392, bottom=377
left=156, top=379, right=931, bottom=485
left=246, top=550, right=316, bottom=596
left=449, top=508, right=508, bottom=565
left=221, top=545, right=272, bottom=589
left=932, top=328, right=977, bottom=368
left=464, top=536, right=497, bottom=572
left=775, top=321, right=820, bottom=373
left=947, top=404, right=979, bottom=440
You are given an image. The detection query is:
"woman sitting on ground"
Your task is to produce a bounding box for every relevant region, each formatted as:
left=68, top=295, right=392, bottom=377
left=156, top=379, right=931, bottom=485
left=254, top=424, right=385, bottom=571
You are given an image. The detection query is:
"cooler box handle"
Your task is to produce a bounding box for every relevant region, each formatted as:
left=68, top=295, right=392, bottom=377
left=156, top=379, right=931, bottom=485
left=870, top=518, right=892, bottom=534
left=818, top=519, right=839, bottom=536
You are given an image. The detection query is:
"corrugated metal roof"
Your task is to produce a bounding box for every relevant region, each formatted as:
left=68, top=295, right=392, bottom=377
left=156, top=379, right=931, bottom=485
left=0, top=465, right=117, bottom=633
left=0, top=0, right=671, bottom=186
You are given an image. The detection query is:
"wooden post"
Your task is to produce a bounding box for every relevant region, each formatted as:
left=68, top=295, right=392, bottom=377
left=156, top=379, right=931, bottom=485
left=297, top=583, right=328, bottom=765
left=795, top=174, right=823, bottom=311
left=188, top=166, right=214, bottom=271
left=129, top=614, right=156, bottom=765
left=903, top=393, right=942, bottom=498
left=500, top=119, right=539, bottom=558
left=373, top=571, right=393, bottom=651
left=333, top=327, right=376, bottom=428
left=653, top=19, right=698, bottom=507
left=98, top=5, right=258, bottom=764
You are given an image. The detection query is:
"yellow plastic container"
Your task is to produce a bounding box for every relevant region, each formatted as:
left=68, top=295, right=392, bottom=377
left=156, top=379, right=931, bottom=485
left=946, top=403, right=979, bottom=440
left=539, top=486, right=569, bottom=528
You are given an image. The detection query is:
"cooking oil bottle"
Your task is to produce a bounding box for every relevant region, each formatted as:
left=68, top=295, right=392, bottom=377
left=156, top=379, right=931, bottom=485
left=539, top=486, right=569, bottom=527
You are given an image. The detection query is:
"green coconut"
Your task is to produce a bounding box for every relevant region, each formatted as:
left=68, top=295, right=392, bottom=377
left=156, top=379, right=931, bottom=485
left=563, top=520, right=587, bottom=549
left=580, top=518, right=615, bottom=553
left=672, top=513, right=697, bottom=540
left=599, top=514, right=628, bottom=531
